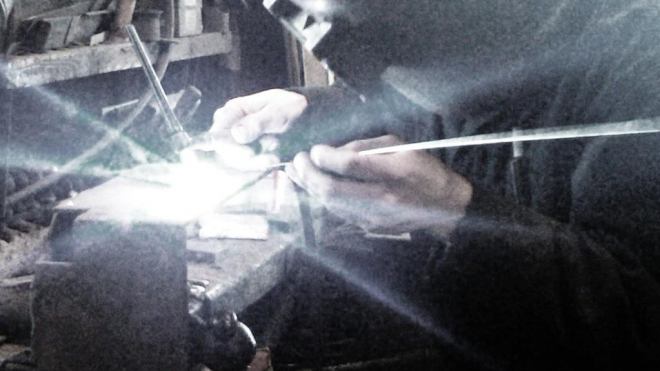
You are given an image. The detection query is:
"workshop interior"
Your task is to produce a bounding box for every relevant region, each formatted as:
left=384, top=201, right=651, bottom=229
left=0, top=1, right=446, bottom=370
left=2, top=0, right=660, bottom=370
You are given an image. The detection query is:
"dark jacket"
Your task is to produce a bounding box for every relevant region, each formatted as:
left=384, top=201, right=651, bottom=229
left=280, top=2, right=660, bottom=370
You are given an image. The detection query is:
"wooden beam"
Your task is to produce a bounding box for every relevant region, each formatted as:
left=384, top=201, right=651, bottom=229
left=2, top=32, right=233, bottom=89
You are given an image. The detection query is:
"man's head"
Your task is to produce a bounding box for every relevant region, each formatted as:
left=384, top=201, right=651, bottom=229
left=267, top=0, right=646, bottom=111
left=269, top=0, right=610, bottom=74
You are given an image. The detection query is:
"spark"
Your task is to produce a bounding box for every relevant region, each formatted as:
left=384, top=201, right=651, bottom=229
left=92, top=159, right=276, bottom=224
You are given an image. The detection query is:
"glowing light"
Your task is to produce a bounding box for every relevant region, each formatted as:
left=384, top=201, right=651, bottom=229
left=308, top=0, right=330, bottom=14
left=100, top=158, right=275, bottom=225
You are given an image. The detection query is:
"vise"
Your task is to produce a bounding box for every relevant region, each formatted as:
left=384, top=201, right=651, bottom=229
left=28, top=174, right=272, bottom=371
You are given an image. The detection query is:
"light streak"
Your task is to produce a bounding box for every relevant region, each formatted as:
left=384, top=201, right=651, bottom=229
left=0, top=62, right=167, bottom=207
left=297, top=248, right=505, bottom=371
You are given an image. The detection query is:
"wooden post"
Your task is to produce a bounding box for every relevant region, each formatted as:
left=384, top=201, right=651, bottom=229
left=301, top=48, right=330, bottom=87
left=0, top=87, right=12, bottom=237
left=107, top=0, right=137, bottom=42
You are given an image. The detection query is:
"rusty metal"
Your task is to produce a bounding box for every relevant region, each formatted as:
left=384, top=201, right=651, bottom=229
left=25, top=175, right=280, bottom=371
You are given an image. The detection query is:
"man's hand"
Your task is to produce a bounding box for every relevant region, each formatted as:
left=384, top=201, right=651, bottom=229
left=204, top=89, right=308, bottom=169
left=285, top=135, right=473, bottom=239
left=211, top=89, right=308, bottom=144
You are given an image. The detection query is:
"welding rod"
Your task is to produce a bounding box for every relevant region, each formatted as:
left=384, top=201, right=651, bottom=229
left=360, top=117, right=660, bottom=155
left=259, top=117, right=660, bottom=168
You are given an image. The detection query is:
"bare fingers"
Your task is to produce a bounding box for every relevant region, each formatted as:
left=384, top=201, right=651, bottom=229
left=211, top=90, right=308, bottom=144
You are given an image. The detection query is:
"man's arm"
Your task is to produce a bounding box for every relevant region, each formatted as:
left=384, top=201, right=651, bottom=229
left=285, top=135, right=472, bottom=237
left=210, top=85, right=389, bottom=162
left=286, top=134, right=660, bottom=370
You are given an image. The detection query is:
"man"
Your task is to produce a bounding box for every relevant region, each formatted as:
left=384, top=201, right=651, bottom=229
left=211, top=1, right=660, bottom=369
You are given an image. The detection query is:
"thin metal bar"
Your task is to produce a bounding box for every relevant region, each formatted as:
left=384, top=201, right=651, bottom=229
left=262, top=162, right=289, bottom=169
left=359, top=118, right=660, bottom=156
left=256, top=117, right=660, bottom=170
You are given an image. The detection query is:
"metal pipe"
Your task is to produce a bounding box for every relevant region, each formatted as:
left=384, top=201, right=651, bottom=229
left=126, top=24, right=185, bottom=136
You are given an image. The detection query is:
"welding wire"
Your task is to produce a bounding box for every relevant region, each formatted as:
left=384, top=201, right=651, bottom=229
left=176, top=117, right=660, bottom=219
left=360, top=117, right=660, bottom=156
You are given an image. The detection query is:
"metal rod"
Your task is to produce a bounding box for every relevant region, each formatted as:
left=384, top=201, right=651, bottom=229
left=360, top=117, right=660, bottom=156
left=126, top=24, right=184, bottom=135
left=257, top=117, right=660, bottom=169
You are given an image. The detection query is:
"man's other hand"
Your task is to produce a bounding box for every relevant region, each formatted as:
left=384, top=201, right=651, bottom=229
left=211, top=89, right=308, bottom=144
left=285, top=135, right=473, bottom=239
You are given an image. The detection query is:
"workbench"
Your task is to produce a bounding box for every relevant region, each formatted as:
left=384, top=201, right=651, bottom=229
left=28, top=166, right=302, bottom=371
left=61, top=167, right=301, bottom=303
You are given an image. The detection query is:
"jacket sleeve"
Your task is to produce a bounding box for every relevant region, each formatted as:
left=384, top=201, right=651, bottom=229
left=430, top=135, right=660, bottom=370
